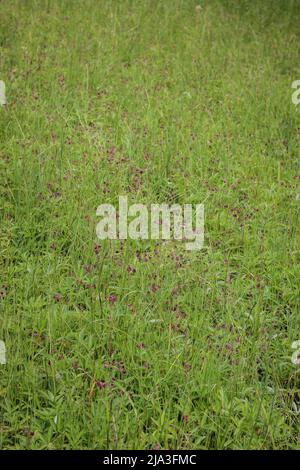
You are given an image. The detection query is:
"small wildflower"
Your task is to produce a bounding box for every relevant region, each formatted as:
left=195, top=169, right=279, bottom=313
left=0, top=340, right=6, bottom=364
left=153, top=443, right=161, bottom=450
left=127, top=265, right=136, bottom=274
left=182, top=415, right=189, bottom=424
left=94, top=244, right=101, bottom=255
left=291, top=351, right=300, bottom=365
left=291, top=340, right=300, bottom=365
left=95, top=380, right=107, bottom=389
left=21, top=427, right=34, bottom=437
left=0, top=80, right=6, bottom=106
left=107, top=294, right=117, bottom=304
left=53, top=293, right=62, bottom=303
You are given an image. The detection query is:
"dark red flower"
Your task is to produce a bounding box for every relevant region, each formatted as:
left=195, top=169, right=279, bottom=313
left=53, top=293, right=62, bottom=303
left=127, top=265, right=136, bottom=274
left=95, top=380, right=107, bottom=389
left=21, top=427, right=34, bottom=437
left=107, top=294, right=117, bottom=304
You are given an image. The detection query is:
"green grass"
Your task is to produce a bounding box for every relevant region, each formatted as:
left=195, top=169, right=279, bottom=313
left=0, top=0, right=300, bottom=450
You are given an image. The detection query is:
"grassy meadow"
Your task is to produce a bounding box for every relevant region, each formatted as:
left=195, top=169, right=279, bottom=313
left=0, top=0, right=300, bottom=450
